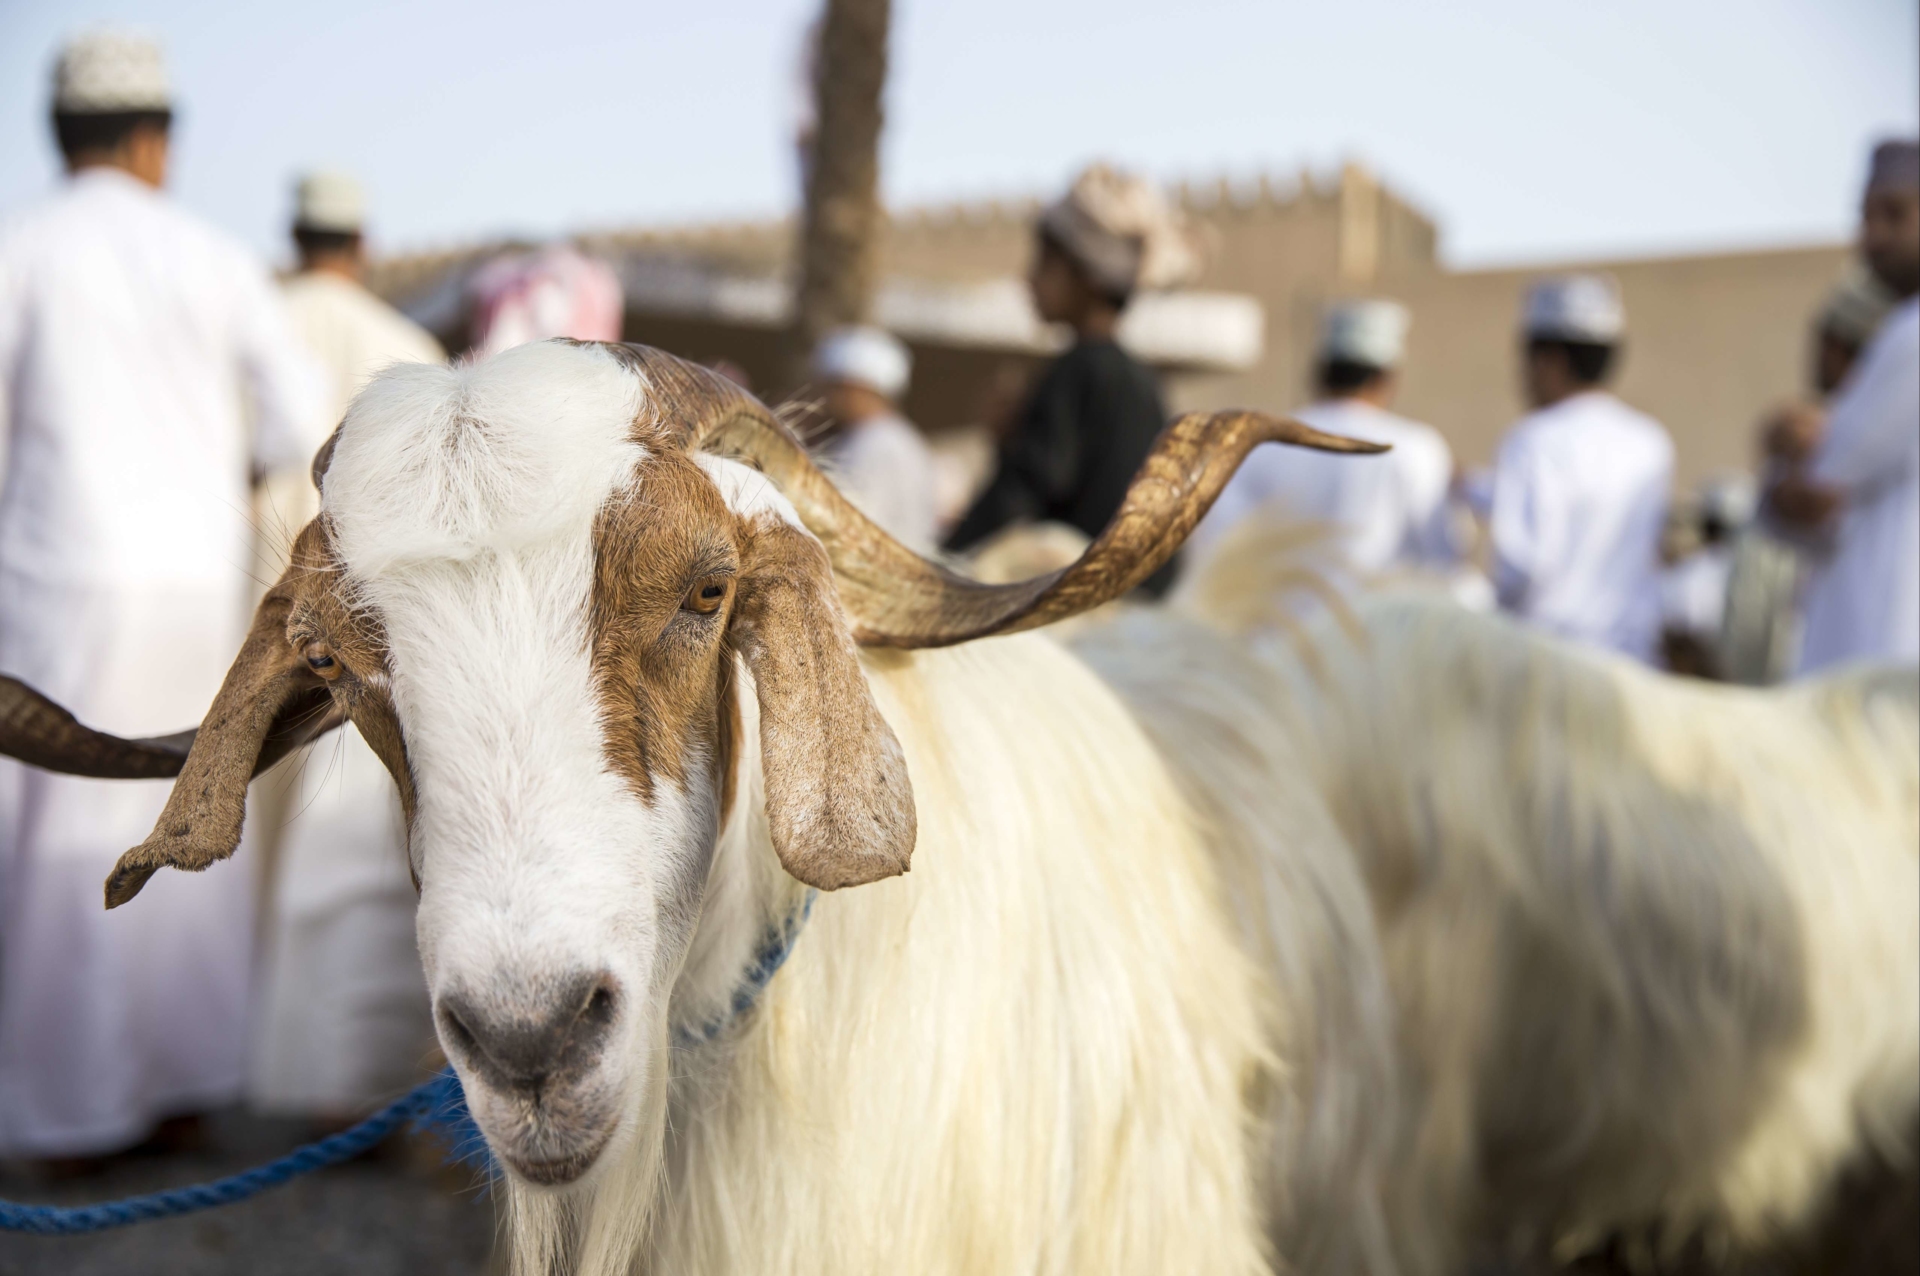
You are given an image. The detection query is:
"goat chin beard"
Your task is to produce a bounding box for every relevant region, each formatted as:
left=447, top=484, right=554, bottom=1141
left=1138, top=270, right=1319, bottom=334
left=504, top=1030, right=673, bottom=1276
left=501, top=1122, right=621, bottom=1188
left=480, top=1071, right=632, bottom=1190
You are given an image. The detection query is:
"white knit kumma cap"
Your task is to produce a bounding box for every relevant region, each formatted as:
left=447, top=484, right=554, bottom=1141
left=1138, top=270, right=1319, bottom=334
left=1524, top=274, right=1625, bottom=343
left=1321, top=299, right=1410, bottom=368
left=53, top=29, right=171, bottom=114
left=811, top=325, right=913, bottom=401
left=295, top=170, right=366, bottom=234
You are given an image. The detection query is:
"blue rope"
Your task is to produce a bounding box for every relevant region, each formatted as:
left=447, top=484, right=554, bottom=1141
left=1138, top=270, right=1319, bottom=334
left=0, top=890, right=816, bottom=1235
left=0, top=1069, right=479, bottom=1235
left=673, top=888, right=817, bottom=1048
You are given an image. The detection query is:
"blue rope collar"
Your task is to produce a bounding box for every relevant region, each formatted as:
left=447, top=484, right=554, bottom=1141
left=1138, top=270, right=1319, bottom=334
left=0, top=889, right=817, bottom=1235
left=674, top=887, right=817, bottom=1048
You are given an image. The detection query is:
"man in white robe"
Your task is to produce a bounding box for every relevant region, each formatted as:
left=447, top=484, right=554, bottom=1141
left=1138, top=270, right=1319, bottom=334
left=1189, top=299, right=1459, bottom=580
left=1780, top=139, right=1920, bottom=674
left=0, top=32, right=327, bottom=1160
left=280, top=171, right=445, bottom=428
left=251, top=171, right=443, bottom=1118
left=810, top=326, right=939, bottom=550
left=1487, top=275, right=1674, bottom=659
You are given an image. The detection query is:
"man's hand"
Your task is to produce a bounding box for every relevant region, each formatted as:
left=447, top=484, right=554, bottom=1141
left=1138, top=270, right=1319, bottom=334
left=1760, top=400, right=1826, bottom=466
left=1768, top=469, right=1843, bottom=531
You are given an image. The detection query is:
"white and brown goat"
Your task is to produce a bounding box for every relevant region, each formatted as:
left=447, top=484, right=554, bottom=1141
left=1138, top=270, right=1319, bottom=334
left=3, top=339, right=1407, bottom=1275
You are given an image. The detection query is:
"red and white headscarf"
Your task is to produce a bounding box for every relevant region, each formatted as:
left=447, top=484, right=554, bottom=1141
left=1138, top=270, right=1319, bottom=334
left=470, top=246, right=624, bottom=357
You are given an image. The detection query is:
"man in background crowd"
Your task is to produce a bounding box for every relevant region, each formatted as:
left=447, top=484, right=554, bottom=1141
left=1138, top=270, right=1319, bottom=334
left=469, top=244, right=623, bottom=357
left=1188, top=299, right=1456, bottom=579
left=809, top=325, right=938, bottom=549
left=1717, top=269, right=1896, bottom=683
left=0, top=31, right=326, bottom=1167
left=1812, top=266, right=1897, bottom=398
left=259, top=169, right=444, bottom=593
left=1659, top=478, right=1751, bottom=679
left=1487, top=275, right=1674, bottom=659
left=250, top=171, right=443, bottom=1126
left=1760, top=268, right=1902, bottom=489
left=1774, top=139, right=1920, bottom=674
left=945, top=164, right=1196, bottom=593
left=281, top=170, right=444, bottom=426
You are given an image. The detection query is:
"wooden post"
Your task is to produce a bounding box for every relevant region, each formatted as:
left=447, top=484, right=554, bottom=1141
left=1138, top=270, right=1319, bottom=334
left=788, top=0, right=891, bottom=394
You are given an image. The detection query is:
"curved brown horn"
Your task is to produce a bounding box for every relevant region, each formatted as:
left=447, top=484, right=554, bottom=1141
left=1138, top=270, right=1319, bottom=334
left=593, top=342, right=1386, bottom=647
left=1, top=675, right=196, bottom=778
left=703, top=404, right=1382, bottom=647
left=0, top=674, right=343, bottom=782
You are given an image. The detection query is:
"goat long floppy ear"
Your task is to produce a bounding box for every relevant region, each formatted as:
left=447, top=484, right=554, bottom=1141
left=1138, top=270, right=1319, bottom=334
left=103, top=585, right=340, bottom=909
left=730, top=516, right=916, bottom=890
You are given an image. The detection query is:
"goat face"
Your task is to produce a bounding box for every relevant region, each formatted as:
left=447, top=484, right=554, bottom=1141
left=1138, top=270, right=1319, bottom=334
left=106, top=341, right=914, bottom=1186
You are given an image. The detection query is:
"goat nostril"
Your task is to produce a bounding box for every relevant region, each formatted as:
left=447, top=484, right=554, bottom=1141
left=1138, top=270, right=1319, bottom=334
left=439, top=999, right=480, bottom=1057
left=579, top=981, right=617, bottom=1030
left=436, top=972, right=621, bottom=1095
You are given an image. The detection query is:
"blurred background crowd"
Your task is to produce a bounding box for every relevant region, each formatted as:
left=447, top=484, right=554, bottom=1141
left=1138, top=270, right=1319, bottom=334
left=0, top=0, right=1913, bottom=1248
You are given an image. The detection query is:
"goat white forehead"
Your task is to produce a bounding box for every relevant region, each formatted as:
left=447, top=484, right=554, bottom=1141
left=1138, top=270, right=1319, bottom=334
left=695, top=453, right=805, bottom=527
left=323, top=341, right=649, bottom=576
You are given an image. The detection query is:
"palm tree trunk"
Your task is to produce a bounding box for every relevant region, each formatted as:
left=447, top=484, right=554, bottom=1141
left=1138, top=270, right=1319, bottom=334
left=788, top=0, right=891, bottom=393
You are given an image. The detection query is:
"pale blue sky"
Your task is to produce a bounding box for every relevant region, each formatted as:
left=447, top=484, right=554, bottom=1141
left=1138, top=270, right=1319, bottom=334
left=1, top=0, right=1914, bottom=268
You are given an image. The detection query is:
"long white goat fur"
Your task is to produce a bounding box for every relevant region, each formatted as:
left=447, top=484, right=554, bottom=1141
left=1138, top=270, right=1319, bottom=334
left=316, top=344, right=1401, bottom=1274
left=1233, top=591, right=1918, bottom=1264
left=515, top=625, right=1401, bottom=1274
left=1072, top=609, right=1408, bottom=1274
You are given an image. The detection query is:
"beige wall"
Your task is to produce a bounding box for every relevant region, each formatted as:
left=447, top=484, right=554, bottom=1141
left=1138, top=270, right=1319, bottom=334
left=375, top=169, right=1856, bottom=488
left=1168, top=242, right=1852, bottom=485
left=1390, top=245, right=1849, bottom=483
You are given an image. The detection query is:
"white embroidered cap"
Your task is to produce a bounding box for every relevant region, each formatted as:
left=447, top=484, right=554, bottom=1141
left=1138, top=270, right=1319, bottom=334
left=811, top=325, right=913, bottom=401
left=1523, top=274, right=1625, bottom=343
left=53, top=30, right=171, bottom=114
left=1321, top=299, right=1410, bottom=368
left=295, top=170, right=366, bottom=234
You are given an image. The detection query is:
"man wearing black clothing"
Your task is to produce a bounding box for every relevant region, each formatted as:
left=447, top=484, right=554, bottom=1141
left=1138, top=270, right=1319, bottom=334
left=945, top=338, right=1167, bottom=549
left=945, top=165, right=1190, bottom=592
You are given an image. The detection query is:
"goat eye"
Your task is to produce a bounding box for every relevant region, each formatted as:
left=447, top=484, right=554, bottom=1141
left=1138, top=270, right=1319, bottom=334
left=303, top=641, right=342, bottom=680
left=682, top=576, right=731, bottom=616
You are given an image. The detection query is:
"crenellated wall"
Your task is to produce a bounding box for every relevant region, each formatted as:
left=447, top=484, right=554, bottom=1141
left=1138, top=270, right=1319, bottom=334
left=369, top=164, right=1851, bottom=485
